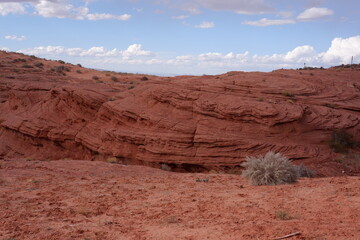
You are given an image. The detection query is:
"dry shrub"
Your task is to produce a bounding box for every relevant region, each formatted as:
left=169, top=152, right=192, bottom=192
left=294, top=164, right=316, bottom=178
left=329, top=130, right=356, bottom=153
left=241, top=151, right=298, bottom=186
left=111, top=76, right=119, bottom=82
left=275, top=210, right=294, bottom=220
left=106, top=157, right=118, bottom=164
left=161, top=163, right=171, bottom=171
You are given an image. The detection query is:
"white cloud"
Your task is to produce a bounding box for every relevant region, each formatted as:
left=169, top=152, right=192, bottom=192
left=87, top=13, right=131, bottom=21
left=321, top=36, right=360, bottom=64
left=18, top=44, right=154, bottom=59
left=0, top=0, right=131, bottom=21
left=4, top=35, right=27, bottom=41
left=297, top=7, right=333, bottom=21
left=284, top=45, right=316, bottom=61
left=171, top=15, right=189, bottom=20
left=244, top=7, right=334, bottom=27
left=32, top=0, right=85, bottom=19
left=242, top=18, right=295, bottom=27
left=14, top=36, right=360, bottom=75
left=0, top=2, right=26, bottom=16
left=195, top=21, right=214, bottom=28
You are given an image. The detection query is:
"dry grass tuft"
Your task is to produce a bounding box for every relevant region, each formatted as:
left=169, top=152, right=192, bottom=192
left=241, top=151, right=298, bottom=185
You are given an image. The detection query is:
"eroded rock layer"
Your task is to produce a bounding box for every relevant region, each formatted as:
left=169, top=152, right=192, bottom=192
left=1, top=51, right=359, bottom=175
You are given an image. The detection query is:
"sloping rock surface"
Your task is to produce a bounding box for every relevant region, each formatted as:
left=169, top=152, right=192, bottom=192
left=1, top=51, right=359, bottom=175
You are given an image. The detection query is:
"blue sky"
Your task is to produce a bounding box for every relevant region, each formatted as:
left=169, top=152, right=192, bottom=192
left=0, top=0, right=359, bottom=75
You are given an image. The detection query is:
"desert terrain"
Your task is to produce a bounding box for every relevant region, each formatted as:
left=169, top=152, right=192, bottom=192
left=0, top=50, right=360, bottom=239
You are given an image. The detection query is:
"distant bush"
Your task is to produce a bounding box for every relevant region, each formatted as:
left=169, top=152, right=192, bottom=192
left=294, top=164, right=316, bottom=178
left=161, top=163, right=171, bottom=171
left=324, top=103, right=336, bottom=109
left=329, top=130, right=356, bottom=153
left=92, top=76, right=99, bottom=80
left=34, top=62, right=44, bottom=68
left=107, top=157, right=118, bottom=164
left=76, top=70, right=82, bottom=74
left=58, top=60, right=65, bottom=64
left=53, top=65, right=70, bottom=73
left=141, top=76, right=149, bottom=81
left=77, top=64, right=82, bottom=67
left=241, top=151, right=298, bottom=185
left=22, top=64, right=34, bottom=68
left=111, top=76, right=119, bottom=82
left=14, top=58, right=26, bottom=63
left=275, top=210, right=294, bottom=220
left=128, top=85, right=135, bottom=90
left=281, top=92, right=294, bottom=97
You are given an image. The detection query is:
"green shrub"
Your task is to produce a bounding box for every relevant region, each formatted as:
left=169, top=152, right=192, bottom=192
left=111, top=76, right=119, bottom=82
left=241, top=151, right=298, bottom=185
left=92, top=76, right=99, bottom=80
left=58, top=60, right=65, bottom=64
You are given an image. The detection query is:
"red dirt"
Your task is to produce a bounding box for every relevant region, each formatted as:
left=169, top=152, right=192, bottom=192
left=1, top=159, right=359, bottom=240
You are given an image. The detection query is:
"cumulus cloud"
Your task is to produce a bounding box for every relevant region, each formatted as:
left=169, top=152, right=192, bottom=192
left=0, top=0, right=131, bottom=21
left=321, top=36, right=360, bottom=64
left=195, top=21, right=214, bottom=28
left=13, top=36, right=360, bottom=74
left=4, top=35, right=26, bottom=41
left=18, top=44, right=154, bottom=58
left=297, top=7, right=333, bottom=21
left=243, top=6, right=334, bottom=27
left=242, top=18, right=295, bottom=27
left=0, top=2, right=26, bottom=16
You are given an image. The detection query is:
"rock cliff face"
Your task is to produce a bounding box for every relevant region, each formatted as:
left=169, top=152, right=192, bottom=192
left=1, top=51, right=359, bottom=175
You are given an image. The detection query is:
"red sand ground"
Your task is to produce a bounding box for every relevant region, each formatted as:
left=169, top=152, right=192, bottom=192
left=1, top=159, right=359, bottom=240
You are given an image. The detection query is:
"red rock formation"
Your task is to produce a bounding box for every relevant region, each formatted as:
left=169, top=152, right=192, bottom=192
left=0, top=51, right=359, bottom=175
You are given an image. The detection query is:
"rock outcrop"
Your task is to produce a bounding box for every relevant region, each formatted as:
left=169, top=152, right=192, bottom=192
left=1, top=51, right=359, bottom=175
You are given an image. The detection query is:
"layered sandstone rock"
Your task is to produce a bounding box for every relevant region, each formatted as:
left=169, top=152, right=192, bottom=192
left=0, top=51, right=359, bottom=175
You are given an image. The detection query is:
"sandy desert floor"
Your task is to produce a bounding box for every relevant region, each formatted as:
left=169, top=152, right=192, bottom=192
left=1, top=159, right=359, bottom=240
